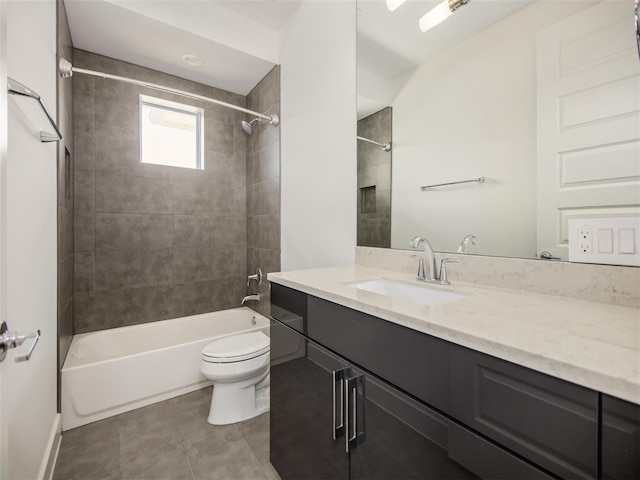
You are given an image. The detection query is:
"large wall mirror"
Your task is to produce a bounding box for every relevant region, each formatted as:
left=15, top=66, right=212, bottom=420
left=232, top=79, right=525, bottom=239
left=357, top=0, right=640, bottom=261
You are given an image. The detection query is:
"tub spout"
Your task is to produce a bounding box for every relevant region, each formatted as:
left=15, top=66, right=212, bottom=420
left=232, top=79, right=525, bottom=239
left=241, top=294, right=260, bottom=305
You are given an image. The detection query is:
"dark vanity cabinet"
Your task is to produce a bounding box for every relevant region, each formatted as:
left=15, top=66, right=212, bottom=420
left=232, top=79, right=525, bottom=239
left=270, top=283, right=639, bottom=480
left=270, top=302, right=478, bottom=479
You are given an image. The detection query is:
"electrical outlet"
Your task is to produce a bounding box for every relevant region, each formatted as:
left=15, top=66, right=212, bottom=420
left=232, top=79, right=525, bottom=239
left=578, top=228, right=592, bottom=253
left=568, top=217, right=640, bottom=266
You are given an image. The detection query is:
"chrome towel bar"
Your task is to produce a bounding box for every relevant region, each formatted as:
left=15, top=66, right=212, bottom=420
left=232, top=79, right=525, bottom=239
left=421, top=176, right=484, bottom=190
left=7, top=77, right=62, bottom=143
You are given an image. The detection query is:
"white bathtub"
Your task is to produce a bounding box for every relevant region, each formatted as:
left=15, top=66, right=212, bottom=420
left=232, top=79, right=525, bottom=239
left=61, top=307, right=270, bottom=431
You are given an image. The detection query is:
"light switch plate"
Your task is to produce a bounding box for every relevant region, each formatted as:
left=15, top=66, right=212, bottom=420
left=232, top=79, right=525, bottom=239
left=568, top=217, right=640, bottom=267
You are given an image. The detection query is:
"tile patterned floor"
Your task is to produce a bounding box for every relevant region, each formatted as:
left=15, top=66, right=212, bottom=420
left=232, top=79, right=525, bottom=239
left=53, top=387, right=279, bottom=480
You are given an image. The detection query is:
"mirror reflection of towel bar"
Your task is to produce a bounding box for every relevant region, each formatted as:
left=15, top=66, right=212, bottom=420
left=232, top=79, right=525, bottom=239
left=420, top=177, right=484, bottom=191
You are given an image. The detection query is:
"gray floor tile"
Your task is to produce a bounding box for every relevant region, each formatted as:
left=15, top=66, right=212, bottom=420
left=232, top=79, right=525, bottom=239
left=53, top=417, right=122, bottom=480
left=54, top=388, right=274, bottom=480
left=186, top=425, right=266, bottom=480
left=236, top=413, right=269, bottom=464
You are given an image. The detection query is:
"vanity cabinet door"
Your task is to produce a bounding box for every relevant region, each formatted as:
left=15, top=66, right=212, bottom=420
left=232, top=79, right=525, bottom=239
left=451, top=347, right=598, bottom=479
left=307, top=295, right=452, bottom=413
left=270, top=318, right=350, bottom=480
left=348, top=367, right=478, bottom=480
left=602, top=394, right=640, bottom=480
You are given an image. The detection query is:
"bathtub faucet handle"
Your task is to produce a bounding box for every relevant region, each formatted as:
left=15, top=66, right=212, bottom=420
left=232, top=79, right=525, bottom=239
left=247, top=267, right=262, bottom=287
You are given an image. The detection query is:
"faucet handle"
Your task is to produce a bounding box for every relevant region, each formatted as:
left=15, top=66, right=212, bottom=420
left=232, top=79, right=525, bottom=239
left=410, top=255, right=426, bottom=280
left=439, top=258, right=459, bottom=285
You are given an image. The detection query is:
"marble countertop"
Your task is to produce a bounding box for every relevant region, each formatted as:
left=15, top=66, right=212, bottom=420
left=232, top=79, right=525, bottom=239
left=268, top=265, right=640, bottom=405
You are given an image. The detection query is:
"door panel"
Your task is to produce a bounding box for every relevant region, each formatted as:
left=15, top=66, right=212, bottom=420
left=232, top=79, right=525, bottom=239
left=536, top=0, right=640, bottom=259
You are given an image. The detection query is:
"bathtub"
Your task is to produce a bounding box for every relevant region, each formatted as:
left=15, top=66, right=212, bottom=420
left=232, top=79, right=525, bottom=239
left=61, top=307, right=270, bottom=431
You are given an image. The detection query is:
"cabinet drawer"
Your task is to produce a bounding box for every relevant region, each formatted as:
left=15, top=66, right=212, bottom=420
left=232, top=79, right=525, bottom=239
left=307, top=295, right=451, bottom=412
left=451, top=348, right=598, bottom=479
left=448, top=423, right=554, bottom=480
left=271, top=284, right=307, bottom=334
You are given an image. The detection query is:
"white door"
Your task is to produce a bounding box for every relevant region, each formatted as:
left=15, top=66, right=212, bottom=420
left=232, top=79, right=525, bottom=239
left=537, top=0, right=640, bottom=260
left=1, top=1, right=60, bottom=479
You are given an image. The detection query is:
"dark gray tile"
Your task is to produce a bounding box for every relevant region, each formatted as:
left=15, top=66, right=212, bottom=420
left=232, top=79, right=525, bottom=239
left=93, top=285, right=175, bottom=329
left=94, top=94, right=139, bottom=139
left=236, top=413, right=269, bottom=464
left=74, top=131, right=96, bottom=172
left=203, top=119, right=234, bottom=155
left=95, top=249, right=173, bottom=292
left=168, top=387, right=218, bottom=446
left=73, top=292, right=96, bottom=333
left=73, top=90, right=94, bottom=135
left=95, top=174, right=173, bottom=214
left=173, top=247, right=237, bottom=284
left=174, top=180, right=236, bottom=217
left=74, top=171, right=95, bottom=214
left=186, top=424, right=266, bottom=480
left=174, top=215, right=217, bottom=248
left=119, top=401, right=190, bottom=479
left=74, top=214, right=95, bottom=253
left=251, top=142, right=279, bottom=184
left=58, top=255, right=73, bottom=312
left=54, top=417, right=121, bottom=480
left=95, top=213, right=173, bottom=251
left=251, top=179, right=279, bottom=216
left=74, top=252, right=95, bottom=294
left=72, top=49, right=95, bottom=93
left=94, top=134, right=174, bottom=180
left=58, top=207, right=74, bottom=259
left=247, top=66, right=280, bottom=116
left=248, top=215, right=279, bottom=251
left=172, top=277, right=244, bottom=317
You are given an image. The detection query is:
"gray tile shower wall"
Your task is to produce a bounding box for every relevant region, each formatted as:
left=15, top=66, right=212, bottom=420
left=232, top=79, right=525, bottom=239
left=357, top=107, right=392, bottom=248
left=57, top=0, right=74, bottom=394
left=246, top=66, right=281, bottom=317
left=72, top=49, right=250, bottom=333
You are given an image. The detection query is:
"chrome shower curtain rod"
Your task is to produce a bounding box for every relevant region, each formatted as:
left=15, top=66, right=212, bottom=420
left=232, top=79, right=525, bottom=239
left=357, top=135, right=391, bottom=152
left=58, top=58, right=279, bottom=126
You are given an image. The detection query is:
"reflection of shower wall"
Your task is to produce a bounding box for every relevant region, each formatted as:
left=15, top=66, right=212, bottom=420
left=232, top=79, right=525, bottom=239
left=72, top=49, right=248, bottom=333
left=246, top=66, right=281, bottom=317
left=357, top=107, right=392, bottom=248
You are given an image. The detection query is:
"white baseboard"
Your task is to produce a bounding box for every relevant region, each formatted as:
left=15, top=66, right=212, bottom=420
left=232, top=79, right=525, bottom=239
left=38, top=413, right=61, bottom=480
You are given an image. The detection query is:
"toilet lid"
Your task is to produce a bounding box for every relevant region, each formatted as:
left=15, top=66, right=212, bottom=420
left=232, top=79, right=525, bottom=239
left=202, top=331, right=270, bottom=362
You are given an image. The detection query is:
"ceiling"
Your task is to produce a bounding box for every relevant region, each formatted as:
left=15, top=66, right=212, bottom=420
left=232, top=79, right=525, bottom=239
left=63, top=0, right=301, bottom=95
left=64, top=0, right=533, bottom=102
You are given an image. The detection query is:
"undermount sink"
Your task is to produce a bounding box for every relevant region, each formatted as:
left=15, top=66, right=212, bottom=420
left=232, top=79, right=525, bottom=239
left=344, top=278, right=468, bottom=306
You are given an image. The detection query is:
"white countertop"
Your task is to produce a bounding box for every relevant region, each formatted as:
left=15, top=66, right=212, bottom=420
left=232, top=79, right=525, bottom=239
left=268, top=265, right=640, bottom=405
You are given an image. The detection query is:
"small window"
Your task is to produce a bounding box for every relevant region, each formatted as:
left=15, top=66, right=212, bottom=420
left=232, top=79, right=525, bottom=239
left=140, top=95, right=204, bottom=169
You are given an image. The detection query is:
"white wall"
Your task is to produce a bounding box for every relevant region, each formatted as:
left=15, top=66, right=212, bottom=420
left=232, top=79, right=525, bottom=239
left=3, top=0, right=59, bottom=478
left=279, top=0, right=357, bottom=270
left=390, top=1, right=591, bottom=258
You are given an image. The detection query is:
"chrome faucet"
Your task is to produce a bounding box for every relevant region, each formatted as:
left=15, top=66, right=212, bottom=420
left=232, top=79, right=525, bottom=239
left=457, top=234, right=476, bottom=254
left=410, top=236, right=459, bottom=285
left=409, top=236, right=437, bottom=282
left=241, top=293, right=260, bottom=305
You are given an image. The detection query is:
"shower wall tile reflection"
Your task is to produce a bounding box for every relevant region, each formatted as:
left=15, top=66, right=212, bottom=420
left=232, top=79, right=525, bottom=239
left=72, top=49, right=253, bottom=333
left=357, top=107, right=392, bottom=248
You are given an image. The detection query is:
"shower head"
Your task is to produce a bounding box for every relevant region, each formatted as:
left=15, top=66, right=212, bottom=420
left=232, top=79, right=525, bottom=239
left=241, top=117, right=260, bottom=135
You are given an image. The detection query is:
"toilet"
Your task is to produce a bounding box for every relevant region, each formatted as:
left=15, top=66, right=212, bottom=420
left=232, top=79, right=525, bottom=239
left=200, top=331, right=270, bottom=425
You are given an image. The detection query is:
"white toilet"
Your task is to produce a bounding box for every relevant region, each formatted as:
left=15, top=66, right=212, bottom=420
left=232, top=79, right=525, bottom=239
left=200, top=331, right=270, bottom=425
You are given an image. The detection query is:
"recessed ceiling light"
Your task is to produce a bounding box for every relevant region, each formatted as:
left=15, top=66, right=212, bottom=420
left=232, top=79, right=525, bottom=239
left=182, top=54, right=204, bottom=67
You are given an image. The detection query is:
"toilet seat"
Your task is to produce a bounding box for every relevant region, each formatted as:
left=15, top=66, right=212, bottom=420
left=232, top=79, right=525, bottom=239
left=202, top=331, right=270, bottom=363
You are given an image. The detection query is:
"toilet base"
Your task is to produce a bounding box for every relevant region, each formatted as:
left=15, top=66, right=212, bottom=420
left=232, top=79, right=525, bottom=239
left=207, top=373, right=270, bottom=425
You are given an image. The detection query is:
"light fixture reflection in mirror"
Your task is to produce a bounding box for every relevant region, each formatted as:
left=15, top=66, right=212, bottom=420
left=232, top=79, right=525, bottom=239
left=419, top=0, right=471, bottom=33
